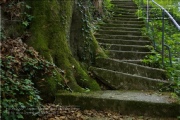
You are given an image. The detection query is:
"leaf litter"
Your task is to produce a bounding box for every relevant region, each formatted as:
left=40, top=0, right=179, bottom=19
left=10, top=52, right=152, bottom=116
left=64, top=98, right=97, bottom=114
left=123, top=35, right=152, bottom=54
left=37, top=104, right=177, bottom=120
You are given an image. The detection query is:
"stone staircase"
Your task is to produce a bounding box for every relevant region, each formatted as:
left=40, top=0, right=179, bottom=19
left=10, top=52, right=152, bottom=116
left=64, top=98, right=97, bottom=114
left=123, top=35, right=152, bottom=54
left=55, top=0, right=180, bottom=118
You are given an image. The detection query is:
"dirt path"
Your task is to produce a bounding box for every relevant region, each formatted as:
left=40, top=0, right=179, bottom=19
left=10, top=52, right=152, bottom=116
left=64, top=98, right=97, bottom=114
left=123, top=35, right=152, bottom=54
left=37, top=104, right=177, bottom=120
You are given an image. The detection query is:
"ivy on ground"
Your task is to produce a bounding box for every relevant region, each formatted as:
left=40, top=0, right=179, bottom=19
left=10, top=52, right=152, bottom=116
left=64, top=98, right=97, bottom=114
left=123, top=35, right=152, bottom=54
left=0, top=38, right=56, bottom=120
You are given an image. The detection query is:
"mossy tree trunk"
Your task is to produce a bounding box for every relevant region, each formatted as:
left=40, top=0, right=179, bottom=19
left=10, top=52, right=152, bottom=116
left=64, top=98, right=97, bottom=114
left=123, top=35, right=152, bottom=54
left=26, top=0, right=106, bottom=99
left=70, top=0, right=105, bottom=65
left=93, top=0, right=103, bottom=15
left=2, top=0, right=106, bottom=101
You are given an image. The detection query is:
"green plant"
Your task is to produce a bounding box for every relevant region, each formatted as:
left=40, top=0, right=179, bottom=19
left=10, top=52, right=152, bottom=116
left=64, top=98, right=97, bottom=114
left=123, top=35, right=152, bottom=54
left=103, top=0, right=113, bottom=10
left=136, top=9, right=143, bottom=18
left=0, top=30, right=7, bottom=40
left=138, top=0, right=180, bottom=98
left=1, top=39, right=58, bottom=119
left=1, top=56, right=41, bottom=120
left=2, top=0, right=33, bottom=27
left=103, top=0, right=114, bottom=19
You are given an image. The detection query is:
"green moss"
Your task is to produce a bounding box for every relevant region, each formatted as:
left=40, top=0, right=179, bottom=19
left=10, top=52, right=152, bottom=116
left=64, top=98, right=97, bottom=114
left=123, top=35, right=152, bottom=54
left=46, top=70, right=62, bottom=94
left=26, top=0, right=101, bottom=95
left=55, top=92, right=180, bottom=117
left=90, top=30, right=107, bottom=59
left=70, top=58, right=101, bottom=91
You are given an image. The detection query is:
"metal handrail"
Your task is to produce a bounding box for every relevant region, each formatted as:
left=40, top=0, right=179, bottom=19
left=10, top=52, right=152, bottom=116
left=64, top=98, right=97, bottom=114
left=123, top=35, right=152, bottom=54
left=151, top=0, right=180, bottom=31
left=151, top=0, right=180, bottom=67
left=144, top=0, right=180, bottom=67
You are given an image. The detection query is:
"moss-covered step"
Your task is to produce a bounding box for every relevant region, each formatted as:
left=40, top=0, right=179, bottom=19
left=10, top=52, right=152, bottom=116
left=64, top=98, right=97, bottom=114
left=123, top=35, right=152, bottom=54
left=111, top=1, right=137, bottom=5
left=108, top=50, right=152, bottom=60
left=89, top=67, right=169, bottom=90
left=95, top=58, right=166, bottom=80
left=113, top=5, right=138, bottom=9
left=104, top=20, right=144, bottom=25
left=111, top=8, right=137, bottom=13
left=113, top=14, right=137, bottom=18
left=97, top=30, right=142, bottom=36
left=109, top=9, right=137, bottom=14
left=111, top=2, right=137, bottom=8
left=55, top=91, right=180, bottom=117
left=112, top=3, right=136, bottom=6
left=96, top=38, right=151, bottom=46
left=111, top=0, right=136, bottom=2
left=111, top=17, right=143, bottom=21
left=99, top=43, right=150, bottom=52
left=112, top=11, right=136, bottom=15
left=111, top=1, right=136, bottom=4
left=119, top=59, right=144, bottom=65
left=95, top=34, right=149, bottom=41
left=98, top=26, right=142, bottom=31
left=118, top=60, right=165, bottom=67
left=98, top=23, right=144, bottom=28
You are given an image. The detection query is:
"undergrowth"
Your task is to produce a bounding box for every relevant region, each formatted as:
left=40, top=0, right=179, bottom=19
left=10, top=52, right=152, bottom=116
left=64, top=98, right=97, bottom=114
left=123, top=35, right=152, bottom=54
left=1, top=39, right=57, bottom=119
left=136, top=0, right=180, bottom=97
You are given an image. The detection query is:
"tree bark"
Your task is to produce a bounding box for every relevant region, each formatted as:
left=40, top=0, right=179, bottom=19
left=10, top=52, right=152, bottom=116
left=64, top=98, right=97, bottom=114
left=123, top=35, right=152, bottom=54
left=26, top=0, right=104, bottom=98
left=93, top=0, right=103, bottom=15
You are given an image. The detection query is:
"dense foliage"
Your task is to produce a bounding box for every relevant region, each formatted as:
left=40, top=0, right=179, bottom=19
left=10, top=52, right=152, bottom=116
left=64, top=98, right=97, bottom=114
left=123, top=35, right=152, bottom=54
left=135, top=0, right=180, bottom=96
left=0, top=1, right=113, bottom=119
left=1, top=39, right=57, bottom=119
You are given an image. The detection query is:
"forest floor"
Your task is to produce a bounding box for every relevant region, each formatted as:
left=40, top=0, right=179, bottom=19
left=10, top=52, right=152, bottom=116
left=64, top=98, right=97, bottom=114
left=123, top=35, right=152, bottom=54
left=37, top=104, right=177, bottom=120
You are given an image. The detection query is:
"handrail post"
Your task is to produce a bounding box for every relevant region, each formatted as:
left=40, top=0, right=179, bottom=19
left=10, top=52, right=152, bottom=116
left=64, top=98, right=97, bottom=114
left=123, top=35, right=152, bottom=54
left=146, top=0, right=150, bottom=32
left=164, top=44, right=173, bottom=67
left=147, top=0, right=149, bottom=23
left=145, top=0, right=180, bottom=67
left=141, top=0, right=143, bottom=8
left=162, top=9, right=165, bottom=67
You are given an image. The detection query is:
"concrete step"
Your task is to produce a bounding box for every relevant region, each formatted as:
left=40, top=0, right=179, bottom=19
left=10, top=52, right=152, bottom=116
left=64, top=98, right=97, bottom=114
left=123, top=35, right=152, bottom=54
left=111, top=1, right=136, bottom=3
left=112, top=1, right=136, bottom=4
left=97, top=30, right=142, bottom=36
left=119, top=59, right=144, bottom=64
left=108, top=50, right=152, bottom=60
left=111, top=1, right=136, bottom=4
left=111, top=11, right=136, bottom=15
left=95, top=58, right=167, bottom=80
left=90, top=67, right=169, bottom=90
left=118, top=59, right=162, bottom=67
left=95, top=34, right=149, bottom=40
left=98, top=26, right=142, bottom=31
left=55, top=91, right=180, bottom=117
left=96, top=38, right=151, bottom=45
left=112, top=8, right=137, bottom=13
left=111, top=17, right=142, bottom=21
left=114, top=5, right=138, bottom=9
left=98, top=23, right=144, bottom=28
left=113, top=14, right=137, bottom=18
left=111, top=0, right=135, bottom=2
left=104, top=20, right=144, bottom=25
left=109, top=10, right=137, bottom=15
left=99, top=43, right=150, bottom=52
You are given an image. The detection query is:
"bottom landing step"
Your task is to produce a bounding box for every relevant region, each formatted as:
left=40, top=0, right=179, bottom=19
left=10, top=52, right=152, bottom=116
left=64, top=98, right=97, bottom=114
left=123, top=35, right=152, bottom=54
left=55, top=91, right=180, bottom=118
